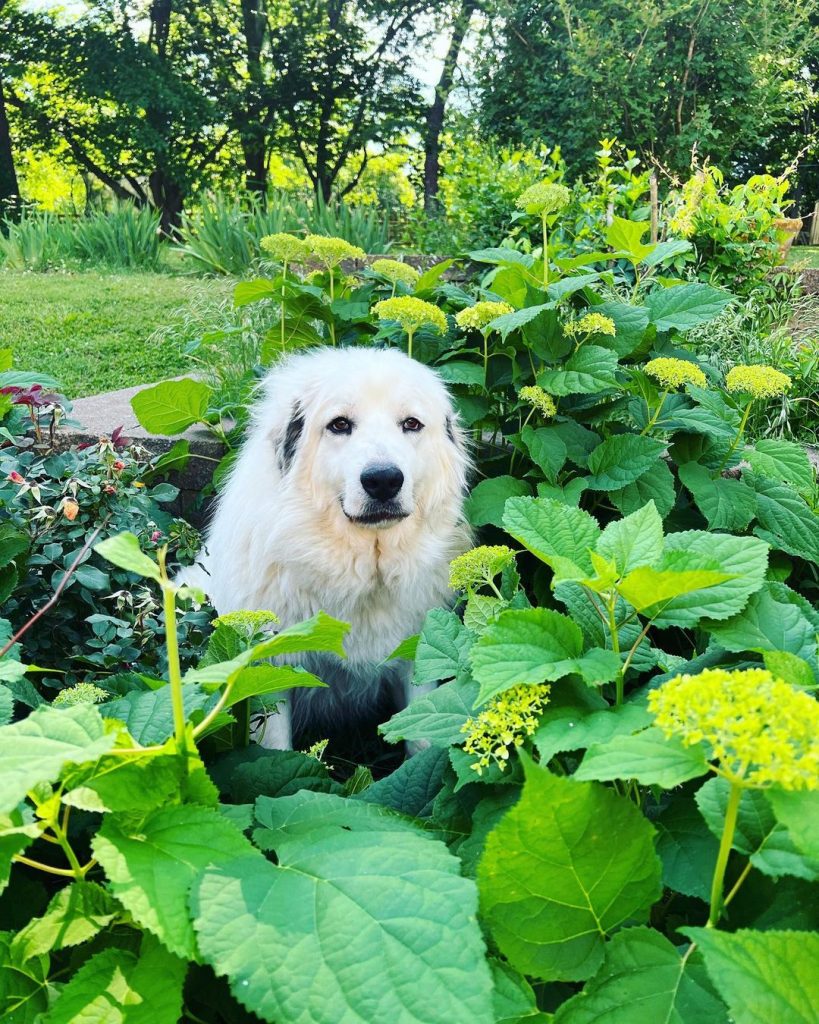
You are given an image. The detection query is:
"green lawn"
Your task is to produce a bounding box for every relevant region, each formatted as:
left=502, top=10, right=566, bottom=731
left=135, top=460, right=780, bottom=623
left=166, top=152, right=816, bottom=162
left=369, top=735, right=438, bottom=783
left=0, top=270, right=233, bottom=398
left=786, top=245, right=819, bottom=269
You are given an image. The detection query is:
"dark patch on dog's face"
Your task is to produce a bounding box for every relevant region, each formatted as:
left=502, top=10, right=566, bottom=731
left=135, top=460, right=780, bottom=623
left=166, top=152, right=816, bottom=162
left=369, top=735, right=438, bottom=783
left=279, top=407, right=304, bottom=472
left=445, top=416, right=456, bottom=444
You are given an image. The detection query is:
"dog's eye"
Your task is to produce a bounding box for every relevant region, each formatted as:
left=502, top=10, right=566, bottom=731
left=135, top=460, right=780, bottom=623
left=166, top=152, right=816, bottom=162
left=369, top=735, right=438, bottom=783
left=327, top=417, right=353, bottom=435
left=402, top=417, right=424, bottom=433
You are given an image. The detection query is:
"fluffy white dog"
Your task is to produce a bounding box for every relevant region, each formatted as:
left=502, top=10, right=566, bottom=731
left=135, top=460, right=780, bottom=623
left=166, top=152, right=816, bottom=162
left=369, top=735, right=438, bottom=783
left=193, top=346, right=471, bottom=748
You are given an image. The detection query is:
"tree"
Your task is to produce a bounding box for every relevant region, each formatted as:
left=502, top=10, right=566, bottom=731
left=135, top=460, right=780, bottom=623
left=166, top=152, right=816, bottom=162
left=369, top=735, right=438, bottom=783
left=475, top=0, right=819, bottom=181
left=0, top=0, right=21, bottom=217
left=423, top=0, right=480, bottom=213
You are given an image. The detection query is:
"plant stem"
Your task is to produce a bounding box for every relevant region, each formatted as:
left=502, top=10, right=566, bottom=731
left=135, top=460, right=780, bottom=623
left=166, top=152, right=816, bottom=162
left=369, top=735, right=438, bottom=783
left=192, top=680, right=236, bottom=740
left=717, top=401, right=753, bottom=474
left=541, top=213, right=549, bottom=289
left=707, top=780, right=742, bottom=927
left=51, top=819, right=85, bottom=879
left=12, top=854, right=79, bottom=878
left=280, top=260, right=288, bottom=352
left=158, top=549, right=187, bottom=757
left=640, top=390, right=670, bottom=435
left=406, top=327, right=414, bottom=361
left=606, top=597, right=624, bottom=704
left=329, top=271, right=336, bottom=346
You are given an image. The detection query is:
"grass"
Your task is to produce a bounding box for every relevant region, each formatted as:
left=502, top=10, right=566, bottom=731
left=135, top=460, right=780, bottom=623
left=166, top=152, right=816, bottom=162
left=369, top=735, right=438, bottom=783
left=0, top=270, right=233, bottom=398
left=786, top=245, right=819, bottom=269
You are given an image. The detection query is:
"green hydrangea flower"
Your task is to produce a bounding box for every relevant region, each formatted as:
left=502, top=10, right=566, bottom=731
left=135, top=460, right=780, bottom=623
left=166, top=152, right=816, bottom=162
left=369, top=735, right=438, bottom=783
left=305, top=235, right=366, bottom=269
left=644, top=357, right=707, bottom=390
left=518, top=386, right=557, bottom=419
left=563, top=313, right=617, bottom=338
left=373, top=296, right=448, bottom=336
left=462, top=684, right=550, bottom=775
left=515, top=182, right=571, bottom=217
left=53, top=683, right=109, bottom=708
left=371, top=259, right=420, bottom=287
left=449, top=545, right=516, bottom=592
left=725, top=364, right=792, bottom=399
left=454, top=301, right=514, bottom=332
left=260, top=233, right=311, bottom=264
left=212, top=610, right=279, bottom=638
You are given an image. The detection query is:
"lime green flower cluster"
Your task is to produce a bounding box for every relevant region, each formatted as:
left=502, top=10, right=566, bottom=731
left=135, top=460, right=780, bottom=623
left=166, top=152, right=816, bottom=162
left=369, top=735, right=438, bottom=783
left=644, top=357, right=707, bottom=390
left=463, top=684, right=551, bottom=775
left=304, top=235, right=366, bottom=269
left=515, top=181, right=571, bottom=216
left=449, top=545, right=516, bottom=592
left=519, top=385, right=557, bottom=419
left=371, top=259, right=419, bottom=288
left=725, top=364, right=792, bottom=399
left=213, top=610, right=279, bottom=638
left=454, top=301, right=513, bottom=332
left=53, top=683, right=109, bottom=708
left=648, top=667, right=819, bottom=790
left=260, top=233, right=311, bottom=264
left=373, top=296, right=448, bottom=336
left=563, top=313, right=617, bottom=338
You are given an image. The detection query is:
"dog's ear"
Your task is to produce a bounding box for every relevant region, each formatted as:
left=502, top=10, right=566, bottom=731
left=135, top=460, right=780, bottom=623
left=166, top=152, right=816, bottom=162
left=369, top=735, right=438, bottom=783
left=278, top=404, right=305, bottom=473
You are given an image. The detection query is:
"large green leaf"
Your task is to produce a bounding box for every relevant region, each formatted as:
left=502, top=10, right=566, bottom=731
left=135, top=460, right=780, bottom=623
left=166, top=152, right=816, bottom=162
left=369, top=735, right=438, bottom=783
left=478, top=757, right=662, bottom=982
left=645, top=531, right=769, bottom=627
left=253, top=790, right=420, bottom=840
left=617, top=566, right=734, bottom=612
left=574, top=727, right=710, bottom=787
left=546, top=273, right=601, bottom=301
left=677, top=463, right=757, bottom=531
left=655, top=797, right=721, bottom=901
left=412, top=607, right=473, bottom=685
left=745, top=439, right=814, bottom=494
left=597, top=501, right=663, bottom=576
left=503, top=496, right=600, bottom=579
left=752, top=477, right=819, bottom=564
left=11, top=882, right=119, bottom=961
left=490, top=303, right=555, bottom=341
left=768, top=789, right=819, bottom=860
left=465, top=475, right=533, bottom=528
left=191, top=834, right=494, bottom=1024
left=381, top=676, right=479, bottom=747
left=359, top=746, right=449, bottom=817
left=533, top=693, right=647, bottom=762
left=521, top=425, right=567, bottom=482
left=703, top=582, right=819, bottom=672
left=537, top=346, right=620, bottom=396
left=491, top=960, right=549, bottom=1024
left=42, top=934, right=185, bottom=1024
left=0, top=704, right=116, bottom=813
left=646, top=283, right=732, bottom=331
left=606, top=217, right=653, bottom=263
left=585, top=435, right=666, bottom=491
left=553, top=927, right=727, bottom=1024
left=591, top=301, right=650, bottom=357
left=92, top=804, right=253, bottom=958
left=683, top=928, right=819, bottom=1024
left=0, top=807, right=40, bottom=894
left=100, top=684, right=213, bottom=745
left=0, top=931, right=49, bottom=1022
left=609, top=460, right=676, bottom=518
left=94, top=531, right=161, bottom=581
left=131, top=378, right=211, bottom=435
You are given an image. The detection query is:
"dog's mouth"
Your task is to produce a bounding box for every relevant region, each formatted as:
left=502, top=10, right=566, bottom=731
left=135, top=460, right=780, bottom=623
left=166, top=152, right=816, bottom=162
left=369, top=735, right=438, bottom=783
left=341, top=499, right=410, bottom=526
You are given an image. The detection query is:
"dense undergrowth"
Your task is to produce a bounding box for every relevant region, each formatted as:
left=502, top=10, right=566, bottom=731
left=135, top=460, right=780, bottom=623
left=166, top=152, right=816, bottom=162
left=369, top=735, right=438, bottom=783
left=0, top=186, right=818, bottom=1023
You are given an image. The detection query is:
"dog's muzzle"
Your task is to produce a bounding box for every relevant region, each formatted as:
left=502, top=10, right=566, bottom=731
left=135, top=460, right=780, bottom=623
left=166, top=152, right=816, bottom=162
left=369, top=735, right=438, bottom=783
left=344, top=462, right=409, bottom=525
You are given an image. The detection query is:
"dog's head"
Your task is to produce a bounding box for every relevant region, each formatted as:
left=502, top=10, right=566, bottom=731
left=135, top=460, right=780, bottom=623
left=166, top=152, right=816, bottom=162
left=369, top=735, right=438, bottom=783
left=256, top=347, right=469, bottom=530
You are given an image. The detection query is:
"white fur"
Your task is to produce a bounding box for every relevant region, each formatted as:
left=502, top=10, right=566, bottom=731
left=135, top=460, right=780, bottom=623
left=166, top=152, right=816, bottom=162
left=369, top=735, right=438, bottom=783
left=191, top=347, right=472, bottom=747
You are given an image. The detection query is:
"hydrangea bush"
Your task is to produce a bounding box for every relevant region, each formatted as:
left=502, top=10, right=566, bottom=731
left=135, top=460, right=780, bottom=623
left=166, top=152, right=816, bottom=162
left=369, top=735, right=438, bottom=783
left=3, top=193, right=818, bottom=1021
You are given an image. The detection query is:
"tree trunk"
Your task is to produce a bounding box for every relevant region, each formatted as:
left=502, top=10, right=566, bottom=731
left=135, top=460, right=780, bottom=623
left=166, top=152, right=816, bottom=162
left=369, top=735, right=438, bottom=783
left=423, top=0, right=477, bottom=214
left=240, top=0, right=269, bottom=199
left=149, top=168, right=184, bottom=238
left=0, top=76, right=20, bottom=219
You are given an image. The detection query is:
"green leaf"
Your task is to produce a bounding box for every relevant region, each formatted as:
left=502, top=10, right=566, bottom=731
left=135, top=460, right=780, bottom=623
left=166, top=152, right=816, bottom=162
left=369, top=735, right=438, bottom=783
left=768, top=789, right=819, bottom=860
left=597, top=501, right=663, bottom=576
left=224, top=749, right=341, bottom=803
left=537, top=346, right=620, bottom=396
left=606, top=217, right=654, bottom=263
left=415, top=259, right=455, bottom=292
left=11, top=882, right=118, bottom=961
left=589, top=301, right=650, bottom=357
left=585, top=435, right=665, bottom=490
left=677, top=463, right=757, bottom=531
left=92, top=804, right=252, bottom=958
left=359, top=746, right=450, bottom=817
left=646, top=283, right=732, bottom=331
left=503, top=496, right=600, bottom=579
left=490, top=303, right=554, bottom=341
left=752, top=477, right=819, bottom=564
left=100, top=683, right=213, bottom=745
left=94, top=531, right=161, bottom=582
left=227, top=664, right=325, bottom=705
left=42, top=934, right=186, bottom=1024
left=253, top=790, right=420, bottom=841
left=468, top=247, right=534, bottom=267
left=0, top=525, right=28, bottom=569
left=0, top=686, right=11, bottom=727
left=617, top=566, right=734, bottom=611
left=465, top=476, right=532, bottom=528
left=745, top=439, right=814, bottom=494
left=763, top=649, right=816, bottom=687
left=0, top=807, right=40, bottom=894
left=413, top=607, right=473, bottom=685
left=434, top=360, right=486, bottom=386
left=533, top=693, right=646, bottom=762
left=491, top=960, right=549, bottom=1024
left=546, top=272, right=600, bottom=301
left=655, top=797, right=721, bottom=901
left=470, top=608, right=585, bottom=703
left=683, top=927, right=819, bottom=1024
left=574, top=727, right=710, bottom=787
left=521, top=425, right=567, bottom=482
left=641, top=237, right=693, bottom=266
left=609, top=460, right=676, bottom=518
left=233, top=278, right=279, bottom=306
left=0, top=932, right=50, bottom=1022
left=191, top=836, right=495, bottom=1024
left=0, top=704, right=116, bottom=813
left=254, top=611, right=350, bottom=659
left=553, top=927, right=727, bottom=1024
left=703, top=583, right=819, bottom=672
left=131, top=378, right=211, bottom=435
left=381, top=676, right=479, bottom=747
left=478, top=757, right=662, bottom=982
left=646, top=532, right=769, bottom=628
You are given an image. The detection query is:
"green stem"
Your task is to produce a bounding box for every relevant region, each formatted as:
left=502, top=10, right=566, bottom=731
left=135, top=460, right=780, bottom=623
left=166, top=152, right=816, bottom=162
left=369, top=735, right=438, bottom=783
left=51, top=820, right=85, bottom=879
left=707, top=780, right=742, bottom=927
left=483, top=330, right=489, bottom=382
left=12, top=854, right=80, bottom=878
left=406, top=327, right=414, bottom=361
left=192, top=679, right=235, bottom=740
left=717, top=401, right=753, bottom=474
left=640, top=390, right=670, bottom=435
left=158, top=550, right=187, bottom=756
left=606, top=597, right=623, bottom=704
left=280, top=260, right=288, bottom=353
left=329, top=272, right=336, bottom=346
left=541, top=213, right=549, bottom=289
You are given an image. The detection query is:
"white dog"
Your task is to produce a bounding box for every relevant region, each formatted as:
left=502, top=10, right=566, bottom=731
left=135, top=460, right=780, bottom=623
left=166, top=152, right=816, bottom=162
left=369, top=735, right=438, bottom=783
left=194, top=346, right=471, bottom=748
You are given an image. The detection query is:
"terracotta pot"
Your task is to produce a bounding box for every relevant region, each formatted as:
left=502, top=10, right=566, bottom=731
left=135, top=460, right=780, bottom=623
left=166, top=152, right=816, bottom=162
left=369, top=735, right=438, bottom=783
left=773, top=216, right=803, bottom=260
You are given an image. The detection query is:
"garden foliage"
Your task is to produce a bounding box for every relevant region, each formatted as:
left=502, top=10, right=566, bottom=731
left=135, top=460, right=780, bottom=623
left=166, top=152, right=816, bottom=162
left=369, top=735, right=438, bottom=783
left=2, top=195, right=818, bottom=1022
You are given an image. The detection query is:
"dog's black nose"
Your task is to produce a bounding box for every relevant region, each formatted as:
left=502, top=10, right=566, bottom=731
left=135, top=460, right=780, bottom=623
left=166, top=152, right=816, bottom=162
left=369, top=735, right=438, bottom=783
left=361, top=464, right=404, bottom=501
